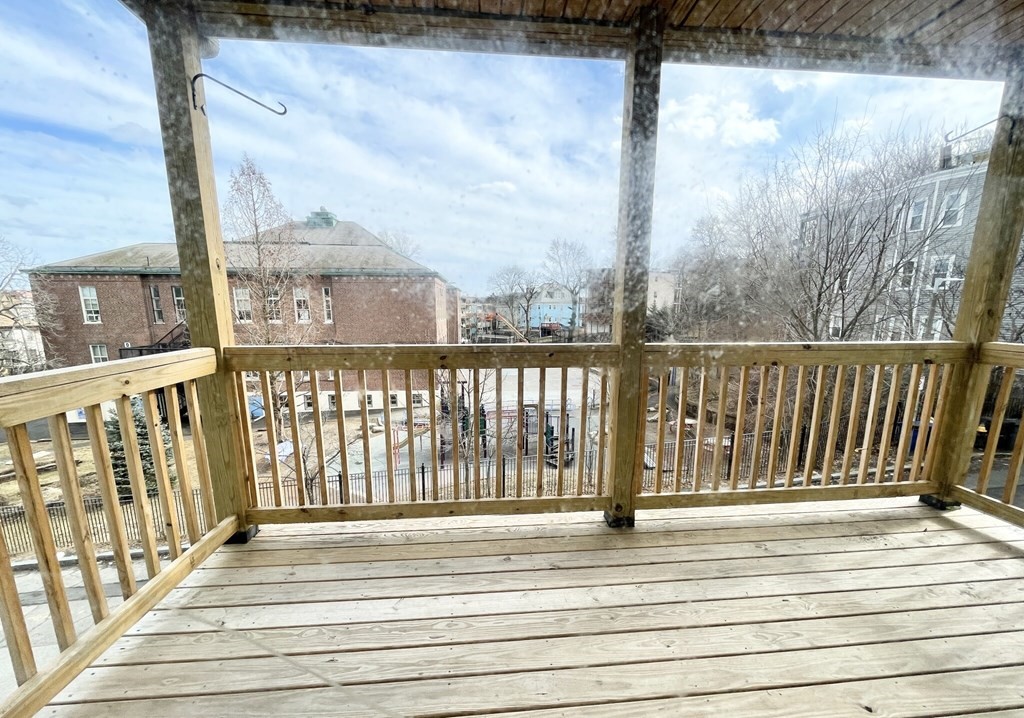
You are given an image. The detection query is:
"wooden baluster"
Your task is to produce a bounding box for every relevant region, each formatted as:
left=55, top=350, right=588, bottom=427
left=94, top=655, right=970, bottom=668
left=597, top=372, right=609, bottom=496
left=536, top=367, right=547, bottom=497
left=284, top=371, right=307, bottom=506
left=692, top=368, right=710, bottom=492
left=893, top=364, right=923, bottom=482
left=142, top=391, right=182, bottom=559
left=820, top=364, right=847, bottom=487
left=426, top=370, right=439, bottom=501
left=922, top=365, right=954, bottom=483
left=259, top=373, right=283, bottom=507
left=784, top=365, right=808, bottom=488
left=840, top=365, right=866, bottom=485
left=978, top=367, right=1016, bottom=493
left=858, top=365, right=885, bottom=484
left=333, top=371, right=352, bottom=505
left=673, top=366, right=690, bottom=493
left=729, top=366, right=750, bottom=491
left=875, top=364, right=905, bottom=484
left=309, top=372, right=330, bottom=505
left=710, top=367, right=730, bottom=491
left=10, top=422, right=76, bottom=649
left=473, top=368, right=482, bottom=499
left=653, top=369, right=669, bottom=494
left=116, top=396, right=161, bottom=579
left=231, top=375, right=259, bottom=511
left=801, top=366, right=828, bottom=487
left=405, top=370, right=418, bottom=502
left=766, top=365, right=789, bottom=488
left=358, top=370, right=374, bottom=503
left=0, top=520, right=35, bottom=684
left=557, top=367, right=569, bottom=496
left=183, top=379, right=216, bottom=531
left=85, top=405, right=135, bottom=598
left=48, top=413, right=107, bottom=623
left=576, top=367, right=589, bottom=496
left=748, top=366, right=769, bottom=489
left=1002, top=399, right=1024, bottom=504
left=909, top=364, right=940, bottom=484
left=381, top=370, right=396, bottom=503
left=449, top=369, right=460, bottom=501
left=516, top=368, right=525, bottom=498
left=495, top=368, right=504, bottom=499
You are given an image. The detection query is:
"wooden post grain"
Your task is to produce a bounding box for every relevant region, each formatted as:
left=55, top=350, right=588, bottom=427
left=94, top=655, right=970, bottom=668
left=605, top=5, right=664, bottom=527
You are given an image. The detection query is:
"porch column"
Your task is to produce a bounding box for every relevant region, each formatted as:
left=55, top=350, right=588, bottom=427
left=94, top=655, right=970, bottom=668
left=928, top=68, right=1024, bottom=505
left=144, top=4, right=251, bottom=536
left=605, top=5, right=665, bottom=527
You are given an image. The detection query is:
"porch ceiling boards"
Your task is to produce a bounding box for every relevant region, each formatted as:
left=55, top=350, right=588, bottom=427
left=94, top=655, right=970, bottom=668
left=45, top=498, right=1024, bottom=716
left=175, top=0, right=1024, bottom=78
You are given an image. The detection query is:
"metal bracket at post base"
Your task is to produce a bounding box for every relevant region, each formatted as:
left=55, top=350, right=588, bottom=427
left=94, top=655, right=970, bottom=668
left=919, top=494, right=962, bottom=511
left=225, top=524, right=260, bottom=544
left=603, top=510, right=635, bottom=528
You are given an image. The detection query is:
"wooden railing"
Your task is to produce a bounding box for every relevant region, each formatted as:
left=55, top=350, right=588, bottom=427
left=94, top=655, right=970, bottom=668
left=639, top=342, right=970, bottom=507
left=0, top=349, right=237, bottom=715
left=225, top=344, right=620, bottom=521
left=225, top=341, right=973, bottom=521
left=951, top=342, right=1024, bottom=525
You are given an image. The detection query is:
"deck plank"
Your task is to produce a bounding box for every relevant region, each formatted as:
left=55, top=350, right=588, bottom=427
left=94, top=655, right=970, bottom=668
left=47, top=499, right=1024, bottom=716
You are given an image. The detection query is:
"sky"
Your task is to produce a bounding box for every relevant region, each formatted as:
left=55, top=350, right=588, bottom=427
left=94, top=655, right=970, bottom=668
left=0, top=0, right=1008, bottom=295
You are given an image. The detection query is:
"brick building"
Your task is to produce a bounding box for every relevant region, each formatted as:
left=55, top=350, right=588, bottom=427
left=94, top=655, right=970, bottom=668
left=29, top=210, right=459, bottom=367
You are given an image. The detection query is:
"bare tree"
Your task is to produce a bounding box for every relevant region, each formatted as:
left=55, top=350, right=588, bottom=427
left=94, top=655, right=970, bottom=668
left=5, top=236, right=60, bottom=374
left=378, top=229, right=422, bottom=261
left=543, top=238, right=592, bottom=342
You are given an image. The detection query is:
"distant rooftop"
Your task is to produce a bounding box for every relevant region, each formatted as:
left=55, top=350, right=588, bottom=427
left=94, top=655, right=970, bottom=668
left=30, top=213, right=443, bottom=280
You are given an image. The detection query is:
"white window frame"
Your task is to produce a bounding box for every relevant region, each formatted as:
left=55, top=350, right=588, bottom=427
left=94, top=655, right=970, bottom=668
left=907, top=198, right=927, bottom=232
left=294, top=287, right=311, bottom=323
left=327, top=392, right=337, bottom=411
left=898, top=260, right=916, bottom=290
left=89, top=344, right=108, bottom=363
left=149, top=285, right=164, bottom=324
left=266, top=288, right=282, bottom=323
left=938, top=189, right=967, bottom=228
left=79, top=286, right=101, bottom=324
left=172, top=286, right=187, bottom=323
left=322, top=286, right=333, bottom=323
left=233, top=287, right=253, bottom=323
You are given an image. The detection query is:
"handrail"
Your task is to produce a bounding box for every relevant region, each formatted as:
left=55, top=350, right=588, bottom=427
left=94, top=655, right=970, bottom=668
left=0, top=348, right=216, bottom=428
left=645, top=340, right=971, bottom=369
left=979, top=341, right=1024, bottom=367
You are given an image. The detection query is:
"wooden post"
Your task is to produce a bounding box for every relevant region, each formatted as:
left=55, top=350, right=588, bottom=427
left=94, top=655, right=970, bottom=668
left=605, top=5, right=665, bottom=528
left=928, top=68, right=1024, bottom=506
left=144, top=4, right=251, bottom=538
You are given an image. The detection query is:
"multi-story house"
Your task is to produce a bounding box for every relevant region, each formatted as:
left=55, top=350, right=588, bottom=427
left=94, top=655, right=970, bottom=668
left=29, top=209, right=459, bottom=368
left=0, top=291, right=47, bottom=375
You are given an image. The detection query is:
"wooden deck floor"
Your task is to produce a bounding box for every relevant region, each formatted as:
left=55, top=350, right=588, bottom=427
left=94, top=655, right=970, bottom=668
left=43, top=498, right=1024, bottom=716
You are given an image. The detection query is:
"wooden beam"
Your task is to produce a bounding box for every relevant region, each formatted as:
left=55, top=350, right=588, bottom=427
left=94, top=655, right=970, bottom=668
left=930, top=68, right=1024, bottom=500
left=145, top=4, right=249, bottom=530
left=606, top=4, right=665, bottom=527
left=635, top=481, right=938, bottom=509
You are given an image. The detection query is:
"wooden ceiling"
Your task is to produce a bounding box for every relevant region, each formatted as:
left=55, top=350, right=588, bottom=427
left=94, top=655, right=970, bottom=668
left=152, top=1, right=1024, bottom=79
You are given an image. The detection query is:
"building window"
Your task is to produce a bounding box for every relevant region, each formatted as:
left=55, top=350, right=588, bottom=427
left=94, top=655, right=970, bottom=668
left=932, top=255, right=961, bottom=290
left=89, top=344, right=108, bottom=363
left=939, top=190, right=966, bottom=227
left=327, top=393, right=337, bottom=411
left=363, top=393, right=374, bottom=407
left=411, top=392, right=425, bottom=406
left=172, top=286, right=187, bottom=323
left=233, top=287, right=253, bottom=323
left=899, top=260, right=916, bottom=289
left=303, top=393, right=314, bottom=410
left=149, top=285, right=164, bottom=324
left=79, top=286, right=101, bottom=324
left=390, top=393, right=399, bottom=407
left=294, top=288, right=311, bottom=323
left=322, top=287, right=333, bottom=323
left=907, top=199, right=927, bottom=232
left=266, top=289, right=282, bottom=322
left=829, top=317, right=843, bottom=339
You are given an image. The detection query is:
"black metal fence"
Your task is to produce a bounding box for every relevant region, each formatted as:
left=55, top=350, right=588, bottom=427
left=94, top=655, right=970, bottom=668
left=0, top=489, right=209, bottom=557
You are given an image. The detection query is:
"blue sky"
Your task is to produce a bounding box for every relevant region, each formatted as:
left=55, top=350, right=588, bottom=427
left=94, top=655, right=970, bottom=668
left=0, top=0, right=1007, bottom=294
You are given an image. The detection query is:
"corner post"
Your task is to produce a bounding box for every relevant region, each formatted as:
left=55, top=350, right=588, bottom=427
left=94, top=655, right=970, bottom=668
left=927, top=68, right=1024, bottom=508
left=144, top=4, right=252, bottom=538
left=605, top=5, right=665, bottom=528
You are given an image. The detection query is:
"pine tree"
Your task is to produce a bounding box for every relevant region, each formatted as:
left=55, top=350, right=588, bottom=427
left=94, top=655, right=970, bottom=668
left=103, top=399, right=175, bottom=498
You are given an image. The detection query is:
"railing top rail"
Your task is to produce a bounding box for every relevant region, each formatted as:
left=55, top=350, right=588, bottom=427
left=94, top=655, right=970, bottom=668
left=644, top=340, right=972, bottom=369
left=979, top=341, right=1024, bottom=367
left=0, top=348, right=216, bottom=428
left=224, top=343, right=621, bottom=371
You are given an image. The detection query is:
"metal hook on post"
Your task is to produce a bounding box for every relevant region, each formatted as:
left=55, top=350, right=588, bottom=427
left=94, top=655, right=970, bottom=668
left=190, top=73, right=287, bottom=117
left=944, top=116, right=1005, bottom=144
